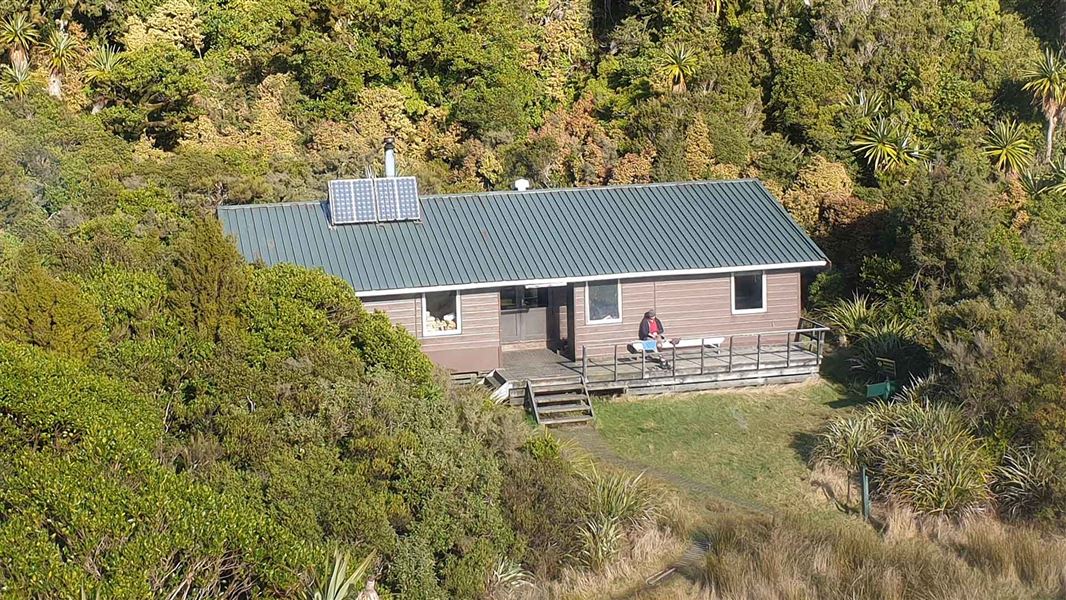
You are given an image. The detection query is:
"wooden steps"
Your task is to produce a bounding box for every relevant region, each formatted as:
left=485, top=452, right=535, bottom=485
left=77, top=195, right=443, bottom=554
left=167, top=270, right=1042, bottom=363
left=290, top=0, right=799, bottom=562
left=526, top=381, right=594, bottom=426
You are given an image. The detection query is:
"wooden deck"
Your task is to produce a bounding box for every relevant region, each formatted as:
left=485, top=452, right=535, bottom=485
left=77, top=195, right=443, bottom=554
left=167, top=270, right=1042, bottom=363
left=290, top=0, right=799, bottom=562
left=497, top=321, right=828, bottom=402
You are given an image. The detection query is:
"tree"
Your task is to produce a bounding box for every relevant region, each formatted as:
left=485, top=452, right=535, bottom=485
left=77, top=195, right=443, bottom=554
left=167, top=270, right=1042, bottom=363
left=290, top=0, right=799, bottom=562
left=42, top=28, right=79, bottom=98
left=0, top=12, right=37, bottom=66
left=0, top=266, right=104, bottom=361
left=1022, top=49, right=1066, bottom=163
left=0, top=58, right=31, bottom=99
left=982, top=119, right=1034, bottom=175
left=167, top=217, right=248, bottom=341
left=83, top=43, right=123, bottom=113
left=656, top=43, right=696, bottom=93
left=851, top=116, right=927, bottom=173
left=851, top=116, right=901, bottom=172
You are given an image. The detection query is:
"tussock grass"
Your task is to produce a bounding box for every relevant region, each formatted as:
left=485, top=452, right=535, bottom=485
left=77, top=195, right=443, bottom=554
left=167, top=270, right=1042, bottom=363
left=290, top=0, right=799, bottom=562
left=691, top=512, right=1066, bottom=600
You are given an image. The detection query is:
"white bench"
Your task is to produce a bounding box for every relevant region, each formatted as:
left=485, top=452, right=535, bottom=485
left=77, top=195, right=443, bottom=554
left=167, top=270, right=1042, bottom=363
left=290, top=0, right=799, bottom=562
left=626, top=337, right=725, bottom=355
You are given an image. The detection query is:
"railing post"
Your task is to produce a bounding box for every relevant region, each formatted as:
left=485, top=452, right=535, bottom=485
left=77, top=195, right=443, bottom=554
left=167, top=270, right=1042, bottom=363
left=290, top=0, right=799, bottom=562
left=786, top=332, right=791, bottom=367
left=816, top=331, right=823, bottom=366
left=756, top=334, right=761, bottom=370
left=699, top=337, right=705, bottom=375
left=641, top=348, right=646, bottom=379
left=582, top=346, right=588, bottom=382
left=612, top=345, right=618, bottom=382
left=671, top=344, right=677, bottom=377
left=728, top=336, right=734, bottom=372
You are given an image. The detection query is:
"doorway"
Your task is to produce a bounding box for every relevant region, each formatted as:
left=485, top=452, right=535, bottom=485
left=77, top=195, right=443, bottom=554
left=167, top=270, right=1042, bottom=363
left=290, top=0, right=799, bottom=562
left=500, top=285, right=569, bottom=352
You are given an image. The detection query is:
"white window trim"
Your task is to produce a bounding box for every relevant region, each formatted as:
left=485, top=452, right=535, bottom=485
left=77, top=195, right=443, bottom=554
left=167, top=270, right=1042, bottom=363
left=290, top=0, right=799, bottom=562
left=422, top=291, right=462, bottom=337
left=731, top=271, right=767, bottom=315
left=585, top=280, right=622, bottom=325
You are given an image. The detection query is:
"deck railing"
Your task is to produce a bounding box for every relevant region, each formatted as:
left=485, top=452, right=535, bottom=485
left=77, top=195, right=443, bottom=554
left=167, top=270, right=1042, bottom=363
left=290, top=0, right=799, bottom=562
left=580, top=320, right=830, bottom=383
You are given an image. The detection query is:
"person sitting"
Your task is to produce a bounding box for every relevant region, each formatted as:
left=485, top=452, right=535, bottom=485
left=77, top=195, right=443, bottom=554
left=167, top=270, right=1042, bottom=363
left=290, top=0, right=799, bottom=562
left=639, top=310, right=670, bottom=369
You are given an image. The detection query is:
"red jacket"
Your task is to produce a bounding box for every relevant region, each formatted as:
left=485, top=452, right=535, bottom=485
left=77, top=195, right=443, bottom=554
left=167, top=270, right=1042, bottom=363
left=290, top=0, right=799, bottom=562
left=639, top=317, right=664, bottom=340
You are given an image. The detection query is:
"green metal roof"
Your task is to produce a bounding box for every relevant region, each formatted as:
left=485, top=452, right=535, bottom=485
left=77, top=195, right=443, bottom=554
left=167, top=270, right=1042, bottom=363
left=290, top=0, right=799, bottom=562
left=217, top=179, right=827, bottom=296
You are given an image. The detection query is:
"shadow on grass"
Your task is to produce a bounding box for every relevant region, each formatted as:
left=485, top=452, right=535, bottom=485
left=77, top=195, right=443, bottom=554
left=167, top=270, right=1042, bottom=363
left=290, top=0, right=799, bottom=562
left=819, top=346, right=856, bottom=388
left=819, top=348, right=869, bottom=410
left=790, top=430, right=821, bottom=464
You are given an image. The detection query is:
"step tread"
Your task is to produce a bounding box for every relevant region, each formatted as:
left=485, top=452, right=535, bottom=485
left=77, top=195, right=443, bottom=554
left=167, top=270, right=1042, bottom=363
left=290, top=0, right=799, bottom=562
left=536, top=402, right=592, bottom=415
left=528, top=380, right=584, bottom=391
left=533, top=392, right=588, bottom=404
left=538, top=414, right=594, bottom=426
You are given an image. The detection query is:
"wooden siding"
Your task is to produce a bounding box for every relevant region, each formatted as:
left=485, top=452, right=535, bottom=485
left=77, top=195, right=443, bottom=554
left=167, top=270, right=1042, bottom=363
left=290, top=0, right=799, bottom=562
left=362, top=290, right=501, bottom=371
left=573, top=271, right=802, bottom=356
left=361, top=295, right=419, bottom=333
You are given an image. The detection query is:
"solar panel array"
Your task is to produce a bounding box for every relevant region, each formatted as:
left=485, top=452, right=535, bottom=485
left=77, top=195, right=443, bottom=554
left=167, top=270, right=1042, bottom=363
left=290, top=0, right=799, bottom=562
left=328, top=176, right=420, bottom=225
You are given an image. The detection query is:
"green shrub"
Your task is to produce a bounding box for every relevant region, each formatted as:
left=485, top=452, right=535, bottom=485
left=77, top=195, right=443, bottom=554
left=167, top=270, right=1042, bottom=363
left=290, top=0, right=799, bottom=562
left=243, top=263, right=363, bottom=360
left=583, top=470, right=657, bottom=529
left=0, top=266, right=105, bottom=361
left=350, top=311, right=435, bottom=388
left=815, top=402, right=996, bottom=516
left=0, top=342, right=315, bottom=598
left=821, top=293, right=883, bottom=346
left=80, top=266, right=168, bottom=341
left=993, top=447, right=1057, bottom=520
left=812, top=414, right=880, bottom=473
left=500, top=443, right=586, bottom=578
left=578, top=515, right=623, bottom=571
left=166, top=217, right=249, bottom=341
left=878, top=430, right=994, bottom=516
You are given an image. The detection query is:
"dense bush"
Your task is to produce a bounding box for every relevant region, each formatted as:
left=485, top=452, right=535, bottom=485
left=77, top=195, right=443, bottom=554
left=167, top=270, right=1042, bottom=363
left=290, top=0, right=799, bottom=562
left=0, top=266, right=105, bottom=360
left=0, top=0, right=1063, bottom=590
left=0, top=342, right=315, bottom=598
left=815, top=402, right=1001, bottom=516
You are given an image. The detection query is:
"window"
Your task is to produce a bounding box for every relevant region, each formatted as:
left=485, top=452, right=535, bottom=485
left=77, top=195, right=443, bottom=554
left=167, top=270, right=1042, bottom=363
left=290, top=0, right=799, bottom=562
left=423, top=291, right=461, bottom=336
left=500, top=286, right=549, bottom=311
left=732, top=272, right=766, bottom=313
left=586, top=280, right=621, bottom=324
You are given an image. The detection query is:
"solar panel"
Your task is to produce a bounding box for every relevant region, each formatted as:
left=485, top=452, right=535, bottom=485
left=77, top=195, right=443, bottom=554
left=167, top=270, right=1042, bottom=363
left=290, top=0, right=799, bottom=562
left=396, top=176, right=420, bottom=220
left=374, top=178, right=400, bottom=221
left=352, top=179, right=377, bottom=222
left=328, top=176, right=420, bottom=225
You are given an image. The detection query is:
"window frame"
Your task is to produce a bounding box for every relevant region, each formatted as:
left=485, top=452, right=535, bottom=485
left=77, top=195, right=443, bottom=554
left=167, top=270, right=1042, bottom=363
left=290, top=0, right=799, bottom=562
left=421, top=290, right=463, bottom=337
left=585, top=280, right=623, bottom=325
left=730, top=271, right=767, bottom=315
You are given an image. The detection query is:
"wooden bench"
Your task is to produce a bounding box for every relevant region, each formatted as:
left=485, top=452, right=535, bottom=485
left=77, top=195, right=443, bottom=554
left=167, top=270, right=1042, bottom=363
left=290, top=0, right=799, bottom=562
left=625, top=337, right=725, bottom=355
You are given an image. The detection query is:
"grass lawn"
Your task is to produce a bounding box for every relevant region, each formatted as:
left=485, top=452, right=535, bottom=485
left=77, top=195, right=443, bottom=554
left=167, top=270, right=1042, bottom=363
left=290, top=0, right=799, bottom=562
left=592, top=380, right=861, bottom=517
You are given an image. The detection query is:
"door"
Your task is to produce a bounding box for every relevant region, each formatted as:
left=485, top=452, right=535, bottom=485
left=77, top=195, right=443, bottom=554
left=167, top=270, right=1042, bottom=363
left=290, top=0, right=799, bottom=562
left=500, top=286, right=550, bottom=343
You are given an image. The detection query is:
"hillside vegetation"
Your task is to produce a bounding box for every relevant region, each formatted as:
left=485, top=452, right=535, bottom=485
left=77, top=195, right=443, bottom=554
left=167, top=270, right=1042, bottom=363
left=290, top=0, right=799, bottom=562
left=0, top=0, right=1065, bottom=597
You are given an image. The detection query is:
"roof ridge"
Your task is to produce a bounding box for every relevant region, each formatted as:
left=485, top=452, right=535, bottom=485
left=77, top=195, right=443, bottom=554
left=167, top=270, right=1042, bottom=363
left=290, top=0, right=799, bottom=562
left=421, top=178, right=759, bottom=201
left=216, top=179, right=763, bottom=210
left=217, top=200, right=323, bottom=210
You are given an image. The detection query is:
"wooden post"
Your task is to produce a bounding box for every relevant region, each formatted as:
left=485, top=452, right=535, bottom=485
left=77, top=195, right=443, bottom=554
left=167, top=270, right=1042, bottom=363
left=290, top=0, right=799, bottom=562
left=582, top=346, right=588, bottom=382
left=699, top=337, right=705, bottom=375
left=756, top=334, right=761, bottom=370
left=786, top=332, right=791, bottom=367
left=671, top=344, right=677, bottom=377
left=613, top=345, right=618, bottom=382
left=861, top=465, right=871, bottom=521
left=728, top=336, right=733, bottom=372
left=816, top=331, right=823, bottom=366
left=641, top=349, right=646, bottom=379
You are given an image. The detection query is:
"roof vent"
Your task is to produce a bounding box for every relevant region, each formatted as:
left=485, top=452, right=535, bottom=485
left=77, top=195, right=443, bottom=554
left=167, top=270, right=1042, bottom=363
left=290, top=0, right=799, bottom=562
left=514, top=178, right=530, bottom=191
left=328, top=176, right=420, bottom=225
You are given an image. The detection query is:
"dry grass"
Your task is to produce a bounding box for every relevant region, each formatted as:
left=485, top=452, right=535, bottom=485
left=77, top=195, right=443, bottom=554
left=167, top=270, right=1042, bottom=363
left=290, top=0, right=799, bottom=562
left=506, top=524, right=692, bottom=600
left=689, top=511, right=1066, bottom=600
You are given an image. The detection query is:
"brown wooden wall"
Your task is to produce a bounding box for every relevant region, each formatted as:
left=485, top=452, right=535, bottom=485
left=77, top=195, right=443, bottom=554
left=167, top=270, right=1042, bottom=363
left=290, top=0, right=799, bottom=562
left=361, top=270, right=805, bottom=371
left=361, top=290, right=501, bottom=371
left=572, top=270, right=802, bottom=357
